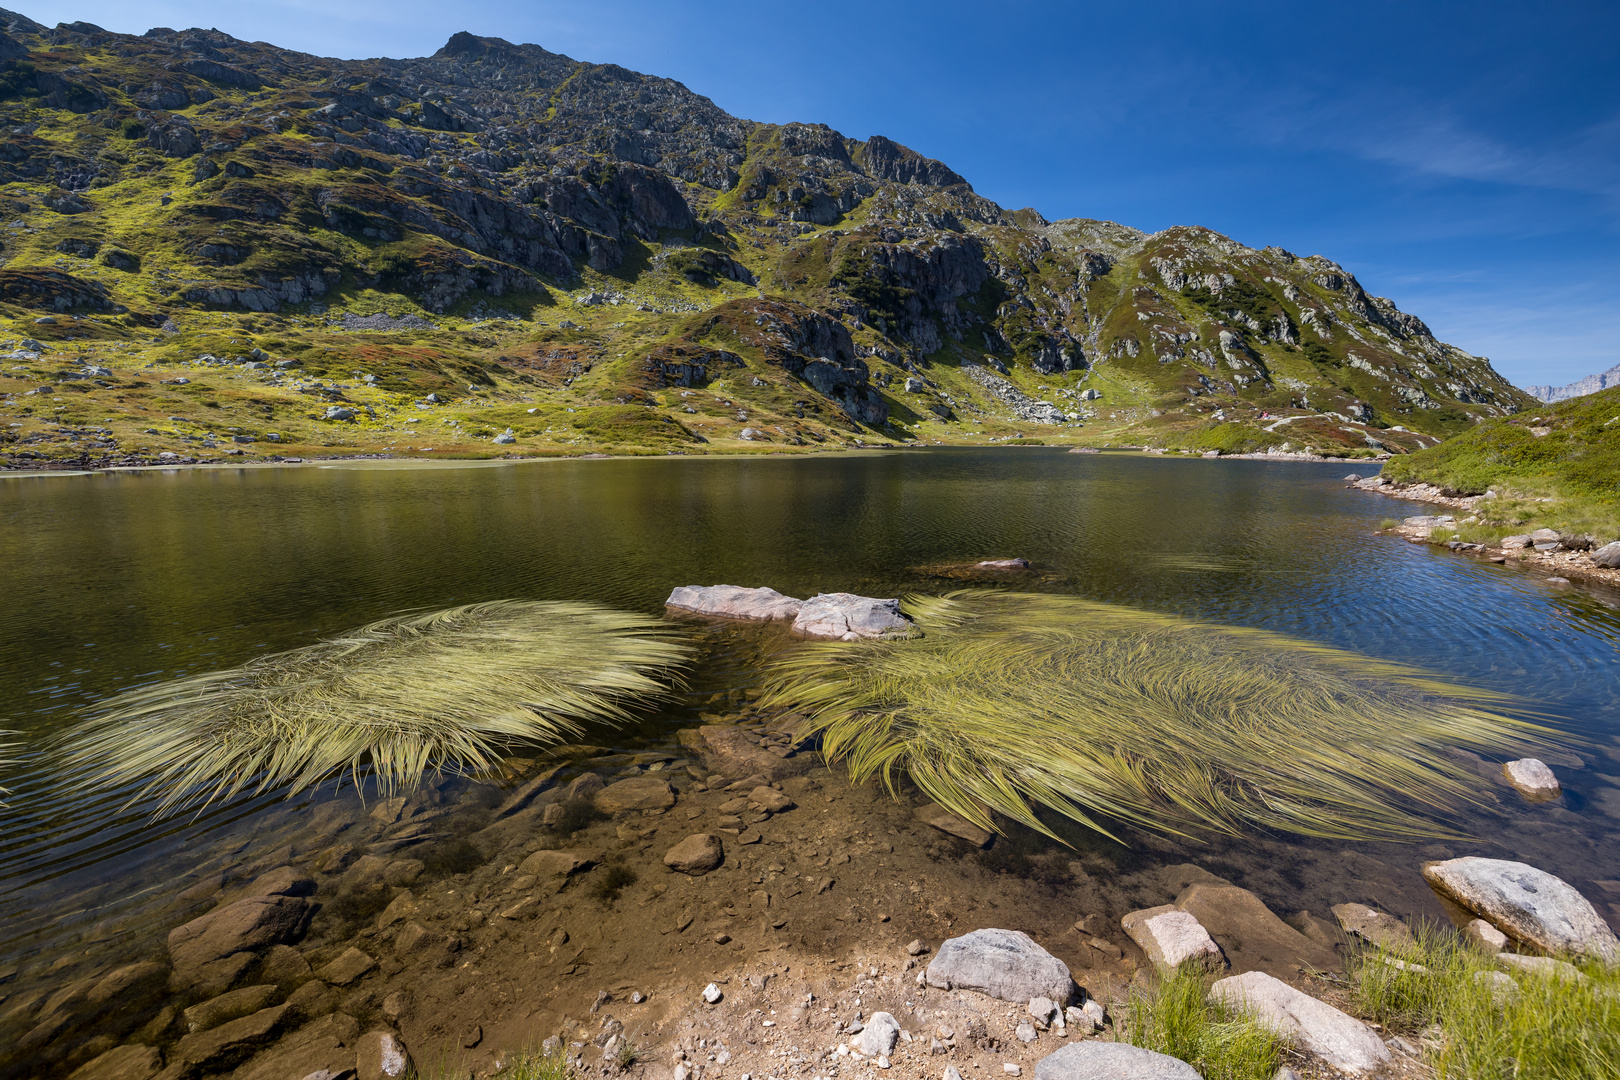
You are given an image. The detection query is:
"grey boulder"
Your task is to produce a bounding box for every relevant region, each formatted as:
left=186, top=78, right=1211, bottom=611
left=925, top=928, right=1077, bottom=1004
left=1033, top=1042, right=1201, bottom=1080
left=1209, top=971, right=1389, bottom=1075
left=792, top=592, right=912, bottom=641
left=1121, top=906, right=1224, bottom=969
left=1501, top=759, right=1560, bottom=801
left=1421, top=857, right=1619, bottom=964
left=1591, top=541, right=1620, bottom=568
left=666, top=584, right=804, bottom=621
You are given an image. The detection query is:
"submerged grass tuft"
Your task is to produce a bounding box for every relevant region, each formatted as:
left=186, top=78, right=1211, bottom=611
left=59, top=600, right=689, bottom=817
left=1127, top=963, right=1284, bottom=1080
left=763, top=591, right=1552, bottom=842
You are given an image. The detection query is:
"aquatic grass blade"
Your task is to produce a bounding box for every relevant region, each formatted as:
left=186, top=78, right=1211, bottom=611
left=58, top=600, right=690, bottom=818
left=763, top=591, right=1557, bottom=843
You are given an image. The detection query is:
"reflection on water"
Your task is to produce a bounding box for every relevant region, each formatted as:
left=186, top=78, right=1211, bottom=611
left=1, top=450, right=1618, bottom=1074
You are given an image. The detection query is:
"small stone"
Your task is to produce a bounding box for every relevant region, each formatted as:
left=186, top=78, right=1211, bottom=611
left=1016, top=1021, right=1037, bottom=1043
left=925, top=928, right=1076, bottom=1004
left=907, top=939, right=929, bottom=956
left=1004, top=1064, right=1022, bottom=1076
left=1497, top=953, right=1587, bottom=983
left=913, top=802, right=994, bottom=847
left=856, top=1012, right=901, bottom=1057
left=664, top=834, right=725, bottom=875
left=1028, top=997, right=1060, bottom=1027
left=714, top=933, right=731, bottom=945
left=1472, top=969, right=1520, bottom=1005
left=702, top=982, right=723, bottom=1004
left=944, top=1069, right=964, bottom=1080
left=1502, top=759, right=1561, bottom=802
left=381, top=992, right=407, bottom=1021
left=748, top=786, right=795, bottom=813
left=1462, top=918, right=1507, bottom=952
left=316, top=947, right=376, bottom=986
left=463, top=1024, right=482, bottom=1048
left=355, top=1029, right=411, bottom=1080
left=596, top=776, right=676, bottom=813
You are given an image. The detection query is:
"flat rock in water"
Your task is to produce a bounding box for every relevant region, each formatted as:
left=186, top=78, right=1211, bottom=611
left=749, top=786, right=795, bottom=813
left=518, top=850, right=593, bottom=878
left=1329, top=904, right=1415, bottom=952
left=1033, top=1042, right=1201, bottom=1080
left=174, top=1003, right=291, bottom=1073
left=317, top=948, right=376, bottom=987
left=1174, top=884, right=1340, bottom=977
left=1421, top=857, right=1620, bottom=963
left=183, top=984, right=279, bottom=1034
left=595, top=777, right=675, bottom=813
left=664, top=833, right=725, bottom=875
left=1502, top=759, right=1561, bottom=801
left=231, top=1012, right=361, bottom=1080
left=666, top=585, right=804, bottom=621
left=1121, top=906, right=1225, bottom=969
left=925, top=928, right=1077, bottom=1004
left=1209, top=970, right=1389, bottom=1075
left=791, top=593, right=912, bottom=640
left=66, top=1044, right=163, bottom=1080
left=168, top=895, right=311, bottom=985
left=914, top=802, right=993, bottom=847
left=676, top=725, right=815, bottom=780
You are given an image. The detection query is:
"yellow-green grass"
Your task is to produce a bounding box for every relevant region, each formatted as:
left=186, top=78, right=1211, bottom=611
left=1347, top=928, right=1620, bottom=1079
left=59, top=601, right=689, bottom=817
left=762, top=591, right=1553, bottom=843
left=1126, top=963, right=1285, bottom=1080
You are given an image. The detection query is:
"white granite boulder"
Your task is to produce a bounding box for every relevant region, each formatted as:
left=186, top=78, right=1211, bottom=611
left=791, top=593, right=912, bottom=640
left=665, top=585, right=804, bottom=621
left=925, top=928, right=1077, bottom=1004
left=1502, top=758, right=1560, bottom=801
left=1120, top=906, right=1225, bottom=969
left=1033, top=1042, right=1201, bottom=1080
left=1209, top=970, right=1389, bottom=1075
left=1421, top=857, right=1619, bottom=964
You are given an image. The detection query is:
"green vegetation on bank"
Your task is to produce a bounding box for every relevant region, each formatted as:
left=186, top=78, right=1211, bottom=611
left=1382, top=385, right=1620, bottom=541
left=1126, top=965, right=1283, bottom=1080
left=1346, top=930, right=1620, bottom=1080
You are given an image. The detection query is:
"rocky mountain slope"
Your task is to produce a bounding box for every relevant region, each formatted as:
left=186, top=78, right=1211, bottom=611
left=1526, top=362, right=1620, bottom=404
left=0, top=10, right=1535, bottom=465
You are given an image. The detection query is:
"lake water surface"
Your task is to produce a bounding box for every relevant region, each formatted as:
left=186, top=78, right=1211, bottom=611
left=2, top=449, right=1618, bottom=1073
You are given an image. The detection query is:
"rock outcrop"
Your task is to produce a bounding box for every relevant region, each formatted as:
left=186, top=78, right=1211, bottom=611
left=665, top=585, right=804, bottom=621
left=1209, top=970, right=1389, bottom=1075
left=791, top=593, right=912, bottom=640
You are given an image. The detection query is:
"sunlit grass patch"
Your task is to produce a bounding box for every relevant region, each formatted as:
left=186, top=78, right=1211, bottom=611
left=1346, top=930, right=1620, bottom=1079
left=60, top=600, right=689, bottom=817
left=763, top=591, right=1550, bottom=842
left=1127, top=963, right=1284, bottom=1080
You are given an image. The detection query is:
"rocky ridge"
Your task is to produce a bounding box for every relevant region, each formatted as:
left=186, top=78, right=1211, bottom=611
left=0, top=8, right=1536, bottom=466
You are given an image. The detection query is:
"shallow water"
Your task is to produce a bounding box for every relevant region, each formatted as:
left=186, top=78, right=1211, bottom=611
left=2, top=449, right=1618, bottom=1073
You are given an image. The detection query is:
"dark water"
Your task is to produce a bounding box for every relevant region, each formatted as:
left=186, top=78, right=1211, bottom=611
left=2, top=449, right=1618, bottom=1056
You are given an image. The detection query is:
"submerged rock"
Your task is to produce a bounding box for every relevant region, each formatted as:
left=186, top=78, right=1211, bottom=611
left=1329, top=903, right=1415, bottom=952
left=65, top=1044, right=162, bottom=1080
left=173, top=1003, right=292, bottom=1074
left=1120, top=907, right=1225, bottom=969
left=1421, top=857, right=1620, bottom=964
left=1502, top=758, right=1561, bottom=801
left=665, top=584, right=804, bottom=621
left=925, top=928, right=1077, bottom=1004
left=595, top=776, right=676, bottom=813
left=664, top=833, right=725, bottom=875
left=1032, top=1042, right=1201, bottom=1080
left=184, top=984, right=279, bottom=1034
left=913, top=802, right=993, bottom=847
left=791, top=593, right=912, bottom=640
left=1175, top=884, right=1340, bottom=978
left=231, top=1011, right=360, bottom=1080
left=168, top=895, right=312, bottom=990
left=677, top=725, right=815, bottom=780
left=1208, top=971, right=1389, bottom=1075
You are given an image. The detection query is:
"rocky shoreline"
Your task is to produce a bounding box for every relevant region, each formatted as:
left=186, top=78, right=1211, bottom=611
left=1346, top=473, right=1620, bottom=591
left=9, top=702, right=1616, bottom=1080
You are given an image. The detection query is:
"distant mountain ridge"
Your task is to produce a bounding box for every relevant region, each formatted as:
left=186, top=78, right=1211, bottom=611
left=0, top=8, right=1540, bottom=458
left=1525, top=363, right=1620, bottom=404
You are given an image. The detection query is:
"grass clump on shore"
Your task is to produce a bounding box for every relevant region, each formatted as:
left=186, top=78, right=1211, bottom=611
left=60, top=601, right=689, bottom=817
left=1346, top=932, right=1620, bottom=1079
left=763, top=591, right=1550, bottom=842
left=1126, top=964, right=1284, bottom=1080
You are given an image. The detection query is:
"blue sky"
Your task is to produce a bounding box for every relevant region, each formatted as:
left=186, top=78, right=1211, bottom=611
left=20, top=0, right=1620, bottom=389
